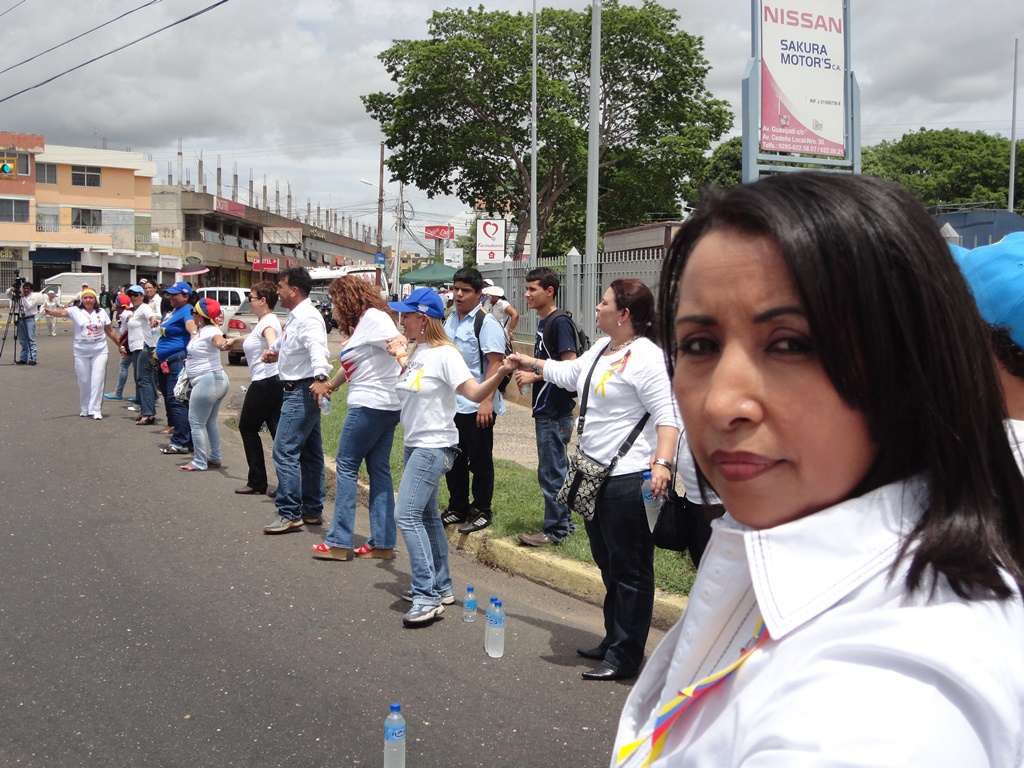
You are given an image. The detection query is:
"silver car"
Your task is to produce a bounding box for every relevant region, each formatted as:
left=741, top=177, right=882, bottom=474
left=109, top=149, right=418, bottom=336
left=224, top=290, right=334, bottom=366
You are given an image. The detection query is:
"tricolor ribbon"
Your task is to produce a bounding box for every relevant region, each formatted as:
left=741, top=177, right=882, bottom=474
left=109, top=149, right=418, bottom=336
left=615, top=618, right=769, bottom=768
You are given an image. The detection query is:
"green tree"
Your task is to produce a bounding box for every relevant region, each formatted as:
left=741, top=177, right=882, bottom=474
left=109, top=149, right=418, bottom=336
left=862, top=128, right=1023, bottom=210
left=698, top=135, right=743, bottom=191
left=363, top=0, right=731, bottom=259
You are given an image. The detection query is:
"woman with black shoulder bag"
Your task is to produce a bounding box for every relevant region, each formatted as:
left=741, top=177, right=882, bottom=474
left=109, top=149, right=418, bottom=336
left=510, top=279, right=680, bottom=681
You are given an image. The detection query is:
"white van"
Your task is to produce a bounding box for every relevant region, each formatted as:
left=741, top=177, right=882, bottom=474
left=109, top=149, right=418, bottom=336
left=194, top=286, right=249, bottom=325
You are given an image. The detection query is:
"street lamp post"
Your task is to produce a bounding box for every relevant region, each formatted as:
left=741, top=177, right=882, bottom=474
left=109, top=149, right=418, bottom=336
left=361, top=178, right=407, bottom=300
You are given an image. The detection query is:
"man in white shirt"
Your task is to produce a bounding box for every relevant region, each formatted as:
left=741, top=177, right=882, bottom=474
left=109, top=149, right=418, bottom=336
left=261, top=266, right=331, bottom=534
left=6, top=280, right=45, bottom=364
left=442, top=268, right=507, bottom=534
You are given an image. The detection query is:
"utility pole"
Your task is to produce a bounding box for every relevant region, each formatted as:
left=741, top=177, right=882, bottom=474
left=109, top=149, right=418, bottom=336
left=377, top=142, right=385, bottom=251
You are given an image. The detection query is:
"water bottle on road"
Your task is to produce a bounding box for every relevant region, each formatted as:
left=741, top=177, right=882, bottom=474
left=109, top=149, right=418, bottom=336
left=463, top=585, right=477, bottom=623
left=384, top=702, right=406, bottom=768
left=486, top=599, right=505, bottom=658
left=484, top=597, right=497, bottom=655
left=641, top=470, right=662, bottom=532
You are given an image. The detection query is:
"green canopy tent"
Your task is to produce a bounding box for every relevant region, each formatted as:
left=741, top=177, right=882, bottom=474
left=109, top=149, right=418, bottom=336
left=398, top=262, right=457, bottom=285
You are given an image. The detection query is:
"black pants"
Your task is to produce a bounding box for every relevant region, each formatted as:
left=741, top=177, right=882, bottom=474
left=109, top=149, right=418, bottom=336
left=445, top=411, right=496, bottom=516
left=584, top=471, right=655, bottom=675
left=238, top=375, right=284, bottom=492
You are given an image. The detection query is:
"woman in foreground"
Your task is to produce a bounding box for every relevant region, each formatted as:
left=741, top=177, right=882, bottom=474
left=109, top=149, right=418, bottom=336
left=613, top=173, right=1024, bottom=767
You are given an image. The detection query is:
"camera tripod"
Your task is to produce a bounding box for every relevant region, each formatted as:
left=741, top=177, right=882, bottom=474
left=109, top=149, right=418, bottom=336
left=1, top=280, right=26, bottom=364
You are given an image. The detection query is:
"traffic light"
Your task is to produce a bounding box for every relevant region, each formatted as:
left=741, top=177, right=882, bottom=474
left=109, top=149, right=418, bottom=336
left=0, top=156, right=15, bottom=178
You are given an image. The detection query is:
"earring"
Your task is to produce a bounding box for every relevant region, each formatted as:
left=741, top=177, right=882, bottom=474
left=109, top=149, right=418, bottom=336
left=617, top=320, right=621, bottom=327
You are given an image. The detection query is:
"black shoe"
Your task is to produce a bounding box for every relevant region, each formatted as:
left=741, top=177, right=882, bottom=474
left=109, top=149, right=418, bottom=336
left=581, top=661, right=636, bottom=681
left=458, top=512, right=492, bottom=534
left=15, top=360, right=26, bottom=365
left=440, top=508, right=468, bottom=526
left=28, top=360, right=36, bottom=365
left=576, top=645, right=607, bottom=660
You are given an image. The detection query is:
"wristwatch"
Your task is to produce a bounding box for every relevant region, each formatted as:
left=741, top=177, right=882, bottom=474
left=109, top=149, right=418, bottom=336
left=653, top=458, right=675, bottom=472
left=532, top=361, right=541, bottom=376
left=314, top=374, right=329, bottom=382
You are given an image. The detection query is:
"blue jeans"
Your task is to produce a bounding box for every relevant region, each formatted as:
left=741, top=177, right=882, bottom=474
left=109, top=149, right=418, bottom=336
left=396, top=446, right=456, bottom=607
left=187, top=370, right=229, bottom=469
left=536, top=414, right=575, bottom=540
left=158, top=354, right=191, bottom=447
left=134, top=348, right=158, bottom=417
left=16, top=316, right=36, bottom=362
left=272, top=383, right=325, bottom=521
left=115, top=350, right=135, bottom=397
left=325, top=406, right=400, bottom=550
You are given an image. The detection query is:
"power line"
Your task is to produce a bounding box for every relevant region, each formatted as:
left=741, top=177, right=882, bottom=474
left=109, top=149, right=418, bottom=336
left=0, top=0, right=163, bottom=77
left=0, top=0, right=232, bottom=106
left=0, top=0, right=26, bottom=20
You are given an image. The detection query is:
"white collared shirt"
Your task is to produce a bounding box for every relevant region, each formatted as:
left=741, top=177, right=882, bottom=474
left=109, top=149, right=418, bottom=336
left=614, top=478, right=1024, bottom=767
left=269, top=297, right=329, bottom=382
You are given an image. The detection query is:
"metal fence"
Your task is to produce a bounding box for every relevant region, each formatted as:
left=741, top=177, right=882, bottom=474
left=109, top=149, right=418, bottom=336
left=478, top=246, right=666, bottom=348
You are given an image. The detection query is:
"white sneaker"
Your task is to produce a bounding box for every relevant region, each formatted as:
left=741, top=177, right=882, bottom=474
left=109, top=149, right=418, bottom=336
left=92, top=414, right=103, bottom=420
left=80, top=411, right=88, bottom=417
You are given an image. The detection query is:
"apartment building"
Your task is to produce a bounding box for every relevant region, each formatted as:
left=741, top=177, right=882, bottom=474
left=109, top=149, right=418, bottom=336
left=0, top=131, right=175, bottom=290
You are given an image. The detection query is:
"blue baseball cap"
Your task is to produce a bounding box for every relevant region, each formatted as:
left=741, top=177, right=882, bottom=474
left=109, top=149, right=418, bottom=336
left=954, top=232, right=1024, bottom=349
left=165, top=281, right=192, bottom=295
left=127, top=284, right=144, bottom=294
left=389, top=287, right=445, bottom=319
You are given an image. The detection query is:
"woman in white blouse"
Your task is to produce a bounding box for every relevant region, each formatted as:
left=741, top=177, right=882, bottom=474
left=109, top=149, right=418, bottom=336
left=180, top=297, right=231, bottom=472
left=223, top=281, right=283, bottom=494
left=44, top=288, right=120, bottom=419
left=510, top=278, right=681, bottom=682
left=612, top=173, right=1024, bottom=767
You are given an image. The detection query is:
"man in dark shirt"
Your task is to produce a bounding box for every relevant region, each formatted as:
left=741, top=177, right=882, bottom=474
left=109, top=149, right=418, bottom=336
left=516, top=267, right=579, bottom=546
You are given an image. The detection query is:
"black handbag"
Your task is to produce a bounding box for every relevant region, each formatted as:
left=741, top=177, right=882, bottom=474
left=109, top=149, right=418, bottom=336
left=651, top=443, right=723, bottom=567
left=556, top=348, right=650, bottom=521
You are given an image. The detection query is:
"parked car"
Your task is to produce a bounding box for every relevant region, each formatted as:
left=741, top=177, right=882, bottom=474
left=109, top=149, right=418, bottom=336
left=223, top=290, right=334, bottom=366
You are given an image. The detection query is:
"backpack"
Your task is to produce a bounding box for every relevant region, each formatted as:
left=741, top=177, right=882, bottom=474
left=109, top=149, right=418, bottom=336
left=473, top=311, right=514, bottom=393
left=541, top=308, right=591, bottom=361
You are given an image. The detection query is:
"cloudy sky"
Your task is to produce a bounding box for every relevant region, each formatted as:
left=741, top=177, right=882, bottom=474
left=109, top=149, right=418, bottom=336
left=3, top=0, right=1022, bottom=251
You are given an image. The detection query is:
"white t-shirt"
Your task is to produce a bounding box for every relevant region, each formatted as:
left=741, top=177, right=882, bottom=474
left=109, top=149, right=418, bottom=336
left=613, top=478, right=1024, bottom=767
left=185, top=324, right=224, bottom=378
left=396, top=343, right=473, bottom=448
left=126, top=303, right=156, bottom=352
left=67, top=306, right=110, bottom=354
left=242, top=313, right=282, bottom=382
left=544, top=338, right=681, bottom=475
left=338, top=307, right=401, bottom=411
left=491, top=298, right=513, bottom=332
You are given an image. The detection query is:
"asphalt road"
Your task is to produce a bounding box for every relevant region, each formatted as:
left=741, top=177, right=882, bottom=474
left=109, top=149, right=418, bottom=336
left=0, top=331, right=661, bottom=768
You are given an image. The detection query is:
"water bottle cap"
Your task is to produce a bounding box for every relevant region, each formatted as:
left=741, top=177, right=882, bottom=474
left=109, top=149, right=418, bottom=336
left=390, top=702, right=401, bottom=713
left=466, top=585, right=474, bottom=592
left=490, top=596, right=498, bottom=604
left=494, top=599, right=502, bottom=607
left=642, top=470, right=652, bottom=479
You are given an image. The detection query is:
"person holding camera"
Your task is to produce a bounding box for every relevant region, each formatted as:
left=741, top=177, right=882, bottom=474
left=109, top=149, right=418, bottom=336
left=6, top=280, right=45, bottom=365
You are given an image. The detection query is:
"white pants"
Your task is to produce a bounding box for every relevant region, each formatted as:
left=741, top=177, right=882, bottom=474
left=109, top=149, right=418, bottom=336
left=74, top=345, right=108, bottom=416
left=45, top=314, right=57, bottom=336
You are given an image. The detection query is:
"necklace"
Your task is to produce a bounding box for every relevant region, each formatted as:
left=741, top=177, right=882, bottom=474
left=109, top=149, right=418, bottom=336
left=608, top=335, right=640, bottom=352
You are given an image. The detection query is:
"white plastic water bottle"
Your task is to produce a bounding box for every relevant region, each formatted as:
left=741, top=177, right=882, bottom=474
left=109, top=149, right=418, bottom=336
left=484, top=597, right=497, bottom=655
left=240, top=385, right=247, bottom=393
left=641, top=470, right=662, bottom=533
left=463, top=585, right=477, bottom=623
left=319, top=395, right=332, bottom=415
left=384, top=702, right=406, bottom=768
left=486, top=599, right=505, bottom=658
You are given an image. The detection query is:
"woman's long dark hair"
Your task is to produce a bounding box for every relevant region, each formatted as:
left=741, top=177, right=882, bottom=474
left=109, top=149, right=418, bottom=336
left=659, top=172, right=1024, bottom=600
left=610, top=278, right=657, bottom=341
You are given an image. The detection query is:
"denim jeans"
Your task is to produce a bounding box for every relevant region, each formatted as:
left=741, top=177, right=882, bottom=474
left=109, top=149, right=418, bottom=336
left=272, top=383, right=325, bottom=521
left=158, top=354, right=191, bottom=448
left=134, top=348, right=158, bottom=417
left=325, top=406, right=401, bottom=550
left=238, top=375, right=283, bottom=492
left=536, top=414, right=574, bottom=540
left=583, top=471, right=655, bottom=675
left=396, top=446, right=456, bottom=607
left=115, top=350, right=135, bottom=397
left=16, top=316, right=36, bottom=362
left=187, top=370, right=229, bottom=469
